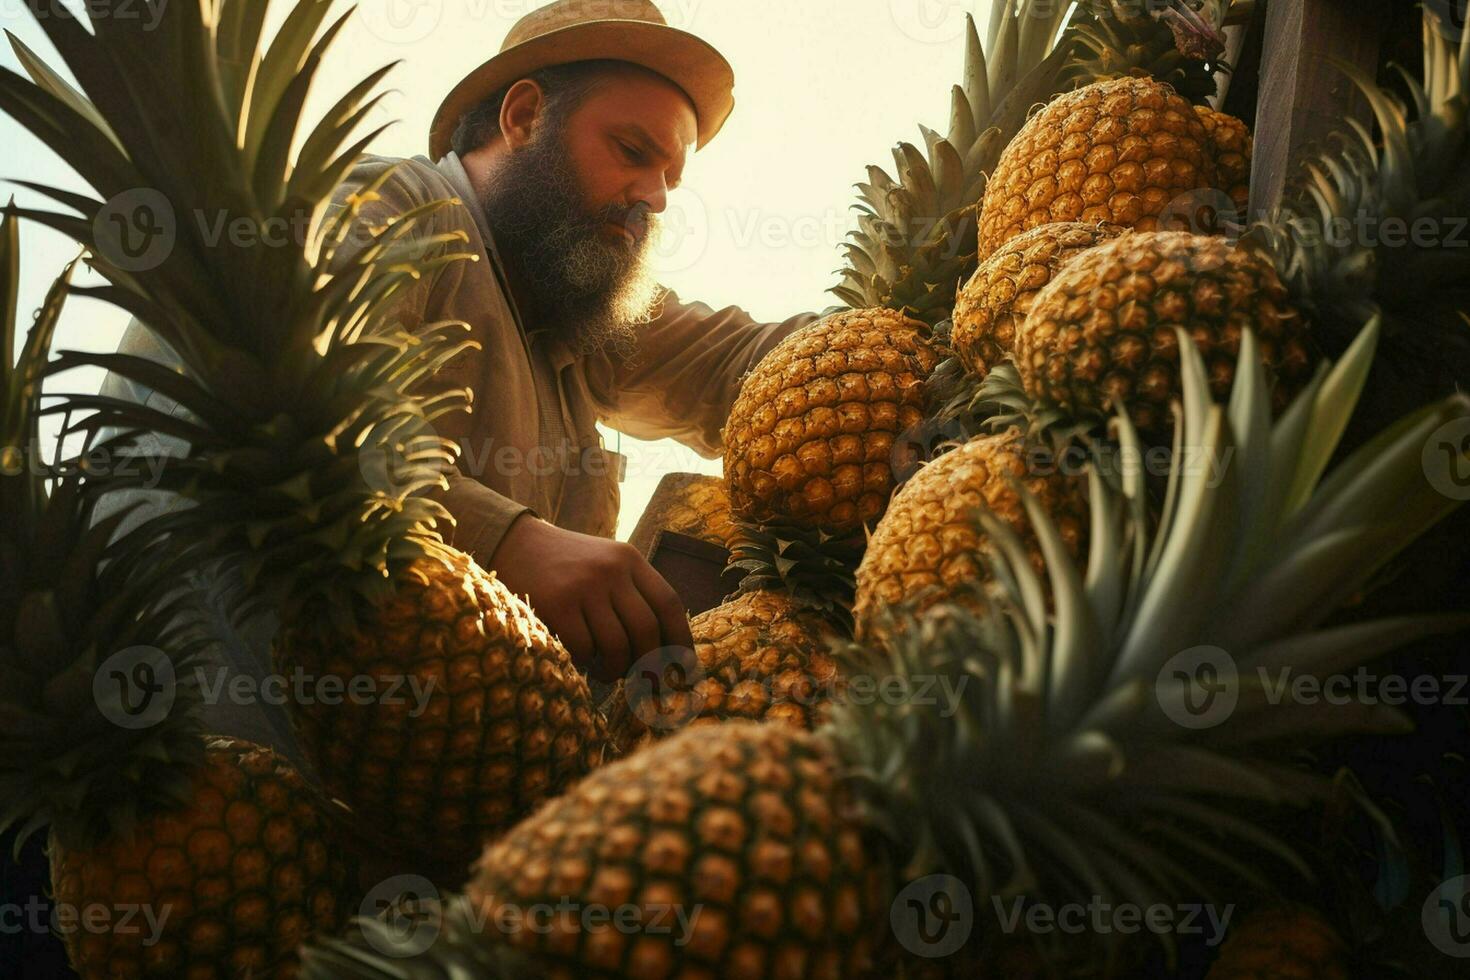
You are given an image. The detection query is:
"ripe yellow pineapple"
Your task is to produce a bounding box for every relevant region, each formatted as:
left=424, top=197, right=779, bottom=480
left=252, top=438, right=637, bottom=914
left=1207, top=904, right=1349, bottom=979
left=467, top=722, right=884, bottom=978
left=628, top=473, right=740, bottom=553
left=276, top=551, right=608, bottom=864
left=976, top=75, right=1218, bottom=261
left=51, top=738, right=354, bottom=979
left=853, top=429, right=1089, bottom=630
left=949, top=221, right=1124, bottom=377
left=0, top=0, right=613, bottom=878
left=723, top=309, right=941, bottom=534
left=620, top=526, right=858, bottom=747
left=1016, top=230, right=1314, bottom=433
left=1196, top=104, right=1254, bottom=213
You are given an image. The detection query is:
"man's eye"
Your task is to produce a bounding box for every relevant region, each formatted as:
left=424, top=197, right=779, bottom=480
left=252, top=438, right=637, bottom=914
left=617, top=141, right=645, bottom=164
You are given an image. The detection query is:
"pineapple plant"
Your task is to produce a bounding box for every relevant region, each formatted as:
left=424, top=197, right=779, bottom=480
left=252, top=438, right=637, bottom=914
left=830, top=4, right=1075, bottom=325
left=831, top=1, right=1237, bottom=327
left=1207, top=904, right=1349, bottom=979
left=975, top=74, right=1220, bottom=261
left=722, top=308, right=941, bottom=534
left=948, top=221, right=1124, bottom=378
left=0, top=0, right=609, bottom=873
left=306, top=324, right=1470, bottom=978
left=1014, top=229, right=1315, bottom=434
left=621, top=525, right=860, bottom=748
left=851, top=426, right=1089, bottom=632
left=0, top=209, right=354, bottom=978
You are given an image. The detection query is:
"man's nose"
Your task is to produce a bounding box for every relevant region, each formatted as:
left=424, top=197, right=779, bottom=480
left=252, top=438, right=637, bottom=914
left=631, top=175, right=669, bottom=215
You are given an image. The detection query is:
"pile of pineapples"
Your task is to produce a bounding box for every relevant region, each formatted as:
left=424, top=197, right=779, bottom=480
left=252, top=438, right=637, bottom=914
left=2, top=1, right=1469, bottom=978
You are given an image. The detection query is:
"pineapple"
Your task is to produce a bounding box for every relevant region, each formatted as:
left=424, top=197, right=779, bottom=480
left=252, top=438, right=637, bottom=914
left=0, top=0, right=609, bottom=873
left=976, top=75, right=1219, bottom=261
left=307, top=326, right=1470, bottom=978
left=1207, top=905, right=1349, bottom=980
left=830, top=5, right=1074, bottom=324
left=949, top=221, right=1124, bottom=377
left=1196, top=105, right=1253, bottom=213
left=622, top=526, right=859, bottom=745
left=628, top=473, right=740, bottom=553
left=0, top=211, right=353, bottom=978
left=852, top=427, right=1089, bottom=631
left=1016, top=229, right=1314, bottom=434
left=722, top=309, right=941, bottom=534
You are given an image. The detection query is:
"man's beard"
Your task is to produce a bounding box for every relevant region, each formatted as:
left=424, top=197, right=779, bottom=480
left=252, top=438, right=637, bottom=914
left=477, top=122, right=663, bottom=358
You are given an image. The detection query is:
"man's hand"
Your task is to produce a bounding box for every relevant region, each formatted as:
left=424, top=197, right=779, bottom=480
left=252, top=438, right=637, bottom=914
left=487, top=515, right=694, bottom=682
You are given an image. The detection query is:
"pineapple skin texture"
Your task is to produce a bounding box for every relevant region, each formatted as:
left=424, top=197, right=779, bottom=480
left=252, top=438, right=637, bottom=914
left=466, top=722, right=886, bottom=979
left=653, top=476, right=741, bottom=550
left=950, top=222, right=1125, bottom=377
left=49, top=737, right=351, bottom=980
left=612, top=591, right=838, bottom=751
left=1018, top=230, right=1314, bottom=433
left=1196, top=105, right=1254, bottom=214
left=854, top=430, right=1089, bottom=629
left=275, top=551, right=609, bottom=868
left=724, top=310, right=941, bottom=534
left=977, top=76, right=1217, bottom=260
left=1207, top=905, right=1349, bottom=979
left=688, top=591, right=837, bottom=732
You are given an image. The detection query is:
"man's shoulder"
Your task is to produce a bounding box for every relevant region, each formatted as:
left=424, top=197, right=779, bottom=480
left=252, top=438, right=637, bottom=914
left=328, top=154, right=476, bottom=230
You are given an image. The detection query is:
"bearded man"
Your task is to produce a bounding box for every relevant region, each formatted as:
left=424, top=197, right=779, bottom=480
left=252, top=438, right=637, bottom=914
left=100, top=0, right=815, bottom=756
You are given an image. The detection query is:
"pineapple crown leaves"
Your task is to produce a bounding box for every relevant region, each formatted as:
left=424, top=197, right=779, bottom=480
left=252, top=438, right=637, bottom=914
left=0, top=209, right=213, bottom=856
left=0, top=0, right=481, bottom=627
left=1264, top=10, right=1470, bottom=369
left=828, top=320, right=1470, bottom=967
left=831, top=3, right=1075, bottom=322
left=1065, top=0, right=1237, bottom=104
left=726, top=520, right=862, bottom=634
left=927, top=356, right=1102, bottom=458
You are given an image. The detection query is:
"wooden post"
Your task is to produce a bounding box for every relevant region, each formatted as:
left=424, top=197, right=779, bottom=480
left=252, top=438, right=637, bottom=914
left=1248, top=0, right=1389, bottom=216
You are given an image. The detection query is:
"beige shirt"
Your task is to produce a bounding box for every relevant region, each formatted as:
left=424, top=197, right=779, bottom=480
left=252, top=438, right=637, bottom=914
left=328, top=152, right=816, bottom=556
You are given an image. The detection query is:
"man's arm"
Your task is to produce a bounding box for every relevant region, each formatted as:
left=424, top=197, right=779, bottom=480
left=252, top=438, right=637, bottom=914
left=583, top=289, right=820, bottom=456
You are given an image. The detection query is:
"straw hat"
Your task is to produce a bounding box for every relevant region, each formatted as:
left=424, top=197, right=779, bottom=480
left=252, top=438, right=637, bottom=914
left=429, top=0, right=735, bottom=160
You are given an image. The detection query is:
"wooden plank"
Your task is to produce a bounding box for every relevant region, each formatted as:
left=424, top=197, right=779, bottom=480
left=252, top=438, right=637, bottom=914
left=1249, top=0, right=1389, bottom=216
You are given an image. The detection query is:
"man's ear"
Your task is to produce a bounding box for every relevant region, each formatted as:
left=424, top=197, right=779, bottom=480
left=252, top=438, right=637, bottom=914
left=499, top=79, right=544, bottom=150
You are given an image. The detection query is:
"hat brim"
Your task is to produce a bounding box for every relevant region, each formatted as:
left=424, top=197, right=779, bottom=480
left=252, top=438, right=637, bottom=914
left=429, top=20, right=735, bottom=160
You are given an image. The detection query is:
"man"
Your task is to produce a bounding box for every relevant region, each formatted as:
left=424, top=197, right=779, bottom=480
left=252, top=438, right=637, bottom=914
left=101, top=0, right=814, bottom=754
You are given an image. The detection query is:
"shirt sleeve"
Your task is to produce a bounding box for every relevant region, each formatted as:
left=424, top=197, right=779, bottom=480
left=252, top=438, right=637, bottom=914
left=583, top=289, right=819, bottom=458
left=326, top=157, right=532, bottom=560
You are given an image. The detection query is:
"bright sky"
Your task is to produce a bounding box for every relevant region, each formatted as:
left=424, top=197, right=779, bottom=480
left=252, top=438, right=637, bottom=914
left=1, top=0, right=996, bottom=539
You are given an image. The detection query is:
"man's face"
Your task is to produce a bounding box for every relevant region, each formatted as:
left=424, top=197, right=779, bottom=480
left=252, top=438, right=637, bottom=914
left=477, top=69, right=697, bottom=355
